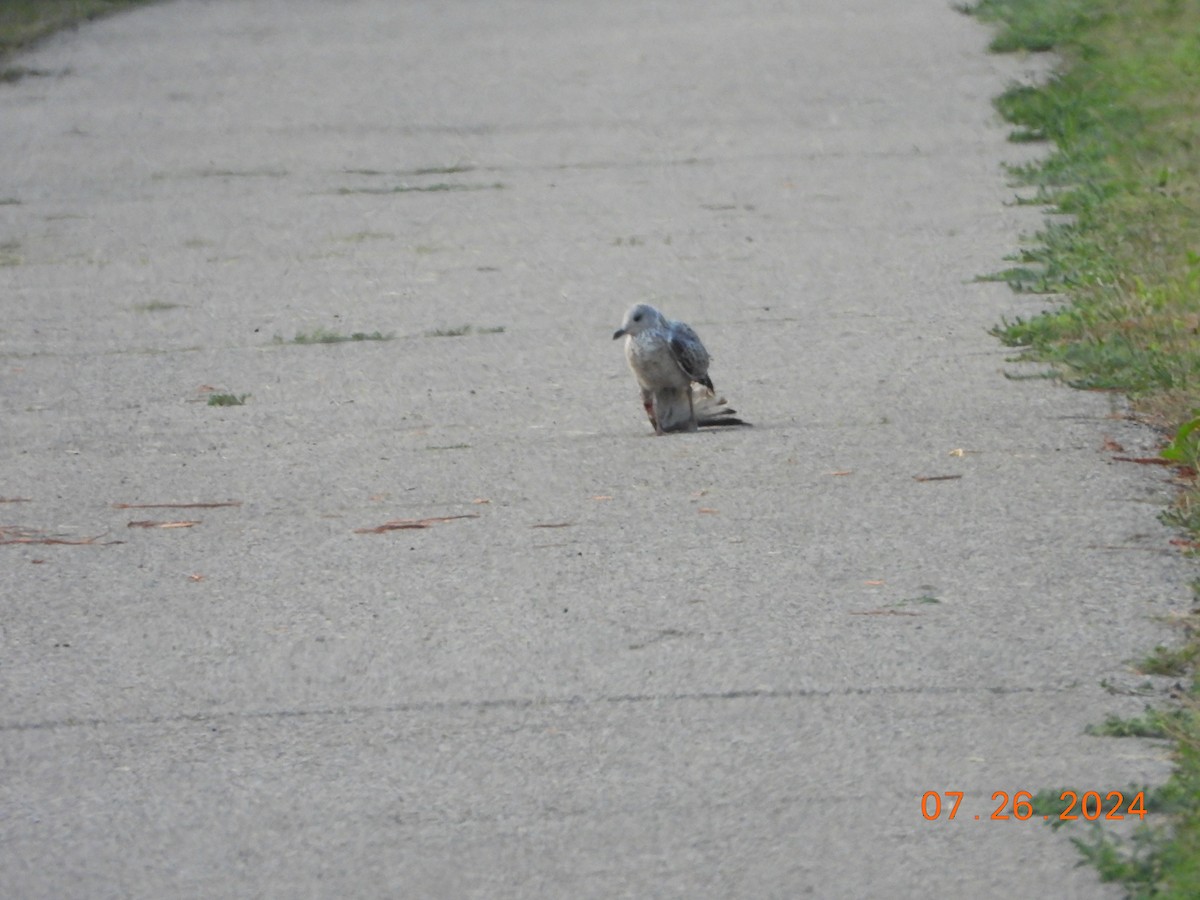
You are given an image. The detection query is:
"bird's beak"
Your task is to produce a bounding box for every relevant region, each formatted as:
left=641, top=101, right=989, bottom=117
left=612, top=328, right=626, bottom=340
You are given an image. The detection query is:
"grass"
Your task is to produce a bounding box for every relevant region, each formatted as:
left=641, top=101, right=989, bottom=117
left=1086, top=710, right=1176, bottom=739
left=207, top=392, right=247, bottom=407
left=903, top=594, right=941, bottom=605
left=0, top=0, right=155, bottom=66
left=1139, top=642, right=1200, bottom=679
left=972, top=1, right=1200, bottom=419
left=966, top=1, right=1200, bottom=895
left=281, top=328, right=393, bottom=345
left=424, top=324, right=505, bottom=338
left=962, top=0, right=1113, bottom=52
left=1025, top=782, right=1195, bottom=892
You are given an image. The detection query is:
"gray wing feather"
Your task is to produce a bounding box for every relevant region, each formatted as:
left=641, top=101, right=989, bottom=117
left=667, top=322, right=712, bottom=389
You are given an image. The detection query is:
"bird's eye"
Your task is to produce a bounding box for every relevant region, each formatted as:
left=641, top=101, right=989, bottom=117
left=632, top=313, right=642, bottom=322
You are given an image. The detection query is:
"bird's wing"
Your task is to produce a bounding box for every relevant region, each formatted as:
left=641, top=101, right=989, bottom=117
left=667, top=322, right=711, bottom=387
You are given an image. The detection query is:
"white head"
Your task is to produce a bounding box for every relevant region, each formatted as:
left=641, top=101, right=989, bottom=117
left=612, top=303, right=665, bottom=340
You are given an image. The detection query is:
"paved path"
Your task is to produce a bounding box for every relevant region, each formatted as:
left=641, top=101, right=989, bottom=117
left=1, top=1, right=1190, bottom=896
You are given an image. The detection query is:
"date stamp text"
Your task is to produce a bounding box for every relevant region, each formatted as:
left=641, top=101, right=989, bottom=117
left=921, top=790, right=1147, bottom=822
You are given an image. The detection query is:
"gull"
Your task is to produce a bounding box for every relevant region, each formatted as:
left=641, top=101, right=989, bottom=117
left=612, top=303, right=749, bottom=434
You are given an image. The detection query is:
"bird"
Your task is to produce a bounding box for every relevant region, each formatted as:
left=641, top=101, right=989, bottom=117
left=612, top=303, right=749, bottom=434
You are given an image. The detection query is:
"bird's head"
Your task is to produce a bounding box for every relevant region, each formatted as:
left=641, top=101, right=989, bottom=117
left=612, top=303, right=662, bottom=340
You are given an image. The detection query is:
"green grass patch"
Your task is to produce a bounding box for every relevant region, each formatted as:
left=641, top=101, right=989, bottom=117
left=0, top=0, right=156, bottom=63
left=1086, top=710, right=1176, bottom=739
left=970, top=1, right=1200, bottom=895
left=962, top=0, right=1113, bottom=52
left=897, top=594, right=942, bottom=607
left=207, top=392, right=248, bottom=407
left=1002, top=368, right=1063, bottom=381
left=1161, top=498, right=1200, bottom=535
left=424, top=324, right=505, bottom=338
left=281, top=328, right=394, bottom=345
left=1138, top=643, right=1200, bottom=679
left=977, top=0, right=1200, bottom=420
left=1026, top=782, right=1196, bottom=894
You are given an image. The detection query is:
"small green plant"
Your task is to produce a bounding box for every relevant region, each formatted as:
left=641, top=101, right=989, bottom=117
left=1070, top=824, right=1166, bottom=892
left=1138, top=644, right=1199, bottom=678
left=1027, top=785, right=1184, bottom=893
left=207, top=393, right=248, bottom=407
left=1027, top=788, right=1062, bottom=819
left=1086, top=711, right=1173, bottom=739
left=1161, top=498, right=1200, bottom=535
left=897, top=595, right=941, bottom=607
left=424, top=325, right=505, bottom=338
left=1001, top=368, right=1062, bottom=382
left=285, top=328, right=393, bottom=345
left=1160, top=415, right=1200, bottom=469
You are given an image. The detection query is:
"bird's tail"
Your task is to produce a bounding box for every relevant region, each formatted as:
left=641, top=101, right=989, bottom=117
left=693, top=385, right=751, bottom=428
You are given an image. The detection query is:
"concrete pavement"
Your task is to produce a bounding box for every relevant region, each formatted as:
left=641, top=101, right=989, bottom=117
left=0, top=1, right=1191, bottom=896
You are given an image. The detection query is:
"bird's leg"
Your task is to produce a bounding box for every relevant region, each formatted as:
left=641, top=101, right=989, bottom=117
left=686, top=387, right=698, bottom=432
left=641, top=389, right=661, bottom=434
